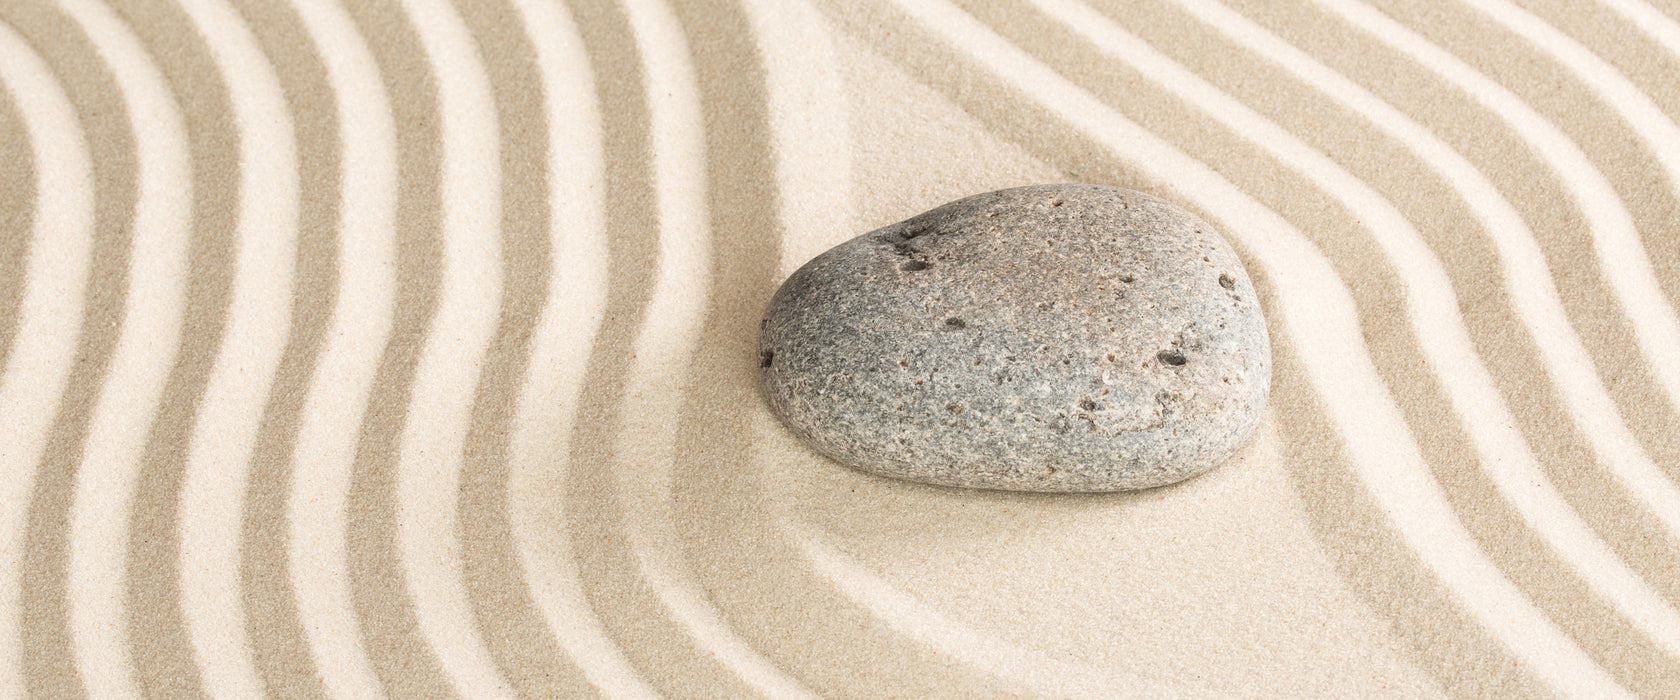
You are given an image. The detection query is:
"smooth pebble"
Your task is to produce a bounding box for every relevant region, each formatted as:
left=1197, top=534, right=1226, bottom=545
left=758, top=184, right=1271, bottom=492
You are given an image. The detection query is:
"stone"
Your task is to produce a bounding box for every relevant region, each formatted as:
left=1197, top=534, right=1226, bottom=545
left=757, top=184, right=1271, bottom=492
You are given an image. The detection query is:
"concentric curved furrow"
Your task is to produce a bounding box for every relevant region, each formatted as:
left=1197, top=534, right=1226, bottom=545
left=498, top=0, right=648, bottom=696
left=1014, top=0, right=1680, bottom=680
left=0, top=20, right=94, bottom=700
left=1220, top=0, right=1680, bottom=642
left=103, top=0, right=248, bottom=695
left=1401, top=0, right=1680, bottom=418
left=48, top=0, right=200, bottom=698
left=811, top=0, right=1609, bottom=696
left=0, top=82, right=38, bottom=371
left=1122, top=0, right=1680, bottom=684
left=1300, top=0, right=1680, bottom=562
left=224, top=1, right=351, bottom=696
left=169, top=0, right=299, bottom=697
left=1295, top=0, right=1680, bottom=528
left=949, top=0, right=1680, bottom=690
left=382, top=0, right=516, bottom=695
left=447, top=0, right=591, bottom=696
left=269, top=0, right=394, bottom=695
left=9, top=0, right=1680, bottom=696
left=1, top=3, right=140, bottom=697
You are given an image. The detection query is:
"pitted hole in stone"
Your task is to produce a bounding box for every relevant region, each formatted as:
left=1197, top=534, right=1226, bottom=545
left=901, top=260, right=930, bottom=271
left=1218, top=273, right=1235, bottom=290
left=946, top=402, right=964, bottom=414
left=1079, top=398, right=1098, bottom=411
left=945, top=317, right=967, bottom=329
left=759, top=350, right=774, bottom=368
left=1158, top=350, right=1187, bottom=366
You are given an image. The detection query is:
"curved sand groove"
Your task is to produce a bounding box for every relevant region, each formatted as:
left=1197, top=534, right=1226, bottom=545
left=1310, top=0, right=1680, bottom=540
left=0, top=57, right=37, bottom=371
left=1450, top=0, right=1680, bottom=408
left=500, top=0, right=658, bottom=694
left=795, top=527, right=1161, bottom=697
left=54, top=0, right=195, bottom=696
left=1598, top=0, right=1680, bottom=64
left=843, top=0, right=1627, bottom=693
left=3, top=7, right=144, bottom=696
left=0, top=96, right=31, bottom=372
left=169, top=0, right=299, bottom=695
left=754, top=409, right=1186, bottom=695
left=737, top=0, right=856, bottom=275
left=1032, top=0, right=1680, bottom=661
left=329, top=0, right=468, bottom=693
left=441, top=0, right=584, bottom=694
left=756, top=417, right=1309, bottom=694
left=0, top=21, right=94, bottom=699
left=281, top=0, right=398, bottom=695
left=606, top=0, right=817, bottom=696
left=387, top=0, right=515, bottom=695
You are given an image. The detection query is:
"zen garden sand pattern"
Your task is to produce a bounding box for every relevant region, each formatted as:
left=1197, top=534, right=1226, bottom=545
left=1, top=0, right=1680, bottom=696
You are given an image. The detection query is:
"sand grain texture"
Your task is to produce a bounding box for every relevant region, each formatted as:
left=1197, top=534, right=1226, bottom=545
left=2, top=0, right=1678, bottom=696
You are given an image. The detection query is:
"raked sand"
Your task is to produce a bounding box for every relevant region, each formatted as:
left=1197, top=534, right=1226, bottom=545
left=1, top=0, right=1678, bottom=696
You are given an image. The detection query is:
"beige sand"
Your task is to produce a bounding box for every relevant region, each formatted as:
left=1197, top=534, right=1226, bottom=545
left=1, top=0, right=1678, bottom=696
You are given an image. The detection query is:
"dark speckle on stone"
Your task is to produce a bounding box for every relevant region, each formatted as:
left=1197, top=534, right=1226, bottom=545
left=756, top=184, right=1272, bottom=492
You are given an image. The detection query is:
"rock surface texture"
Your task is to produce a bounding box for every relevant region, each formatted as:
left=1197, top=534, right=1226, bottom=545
left=758, top=184, right=1271, bottom=492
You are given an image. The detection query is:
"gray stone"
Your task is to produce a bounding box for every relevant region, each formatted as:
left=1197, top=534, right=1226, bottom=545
left=757, top=184, right=1271, bottom=492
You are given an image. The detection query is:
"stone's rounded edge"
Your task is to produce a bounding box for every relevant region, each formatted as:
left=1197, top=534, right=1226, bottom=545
left=756, top=183, right=1273, bottom=493
left=826, top=452, right=1224, bottom=493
